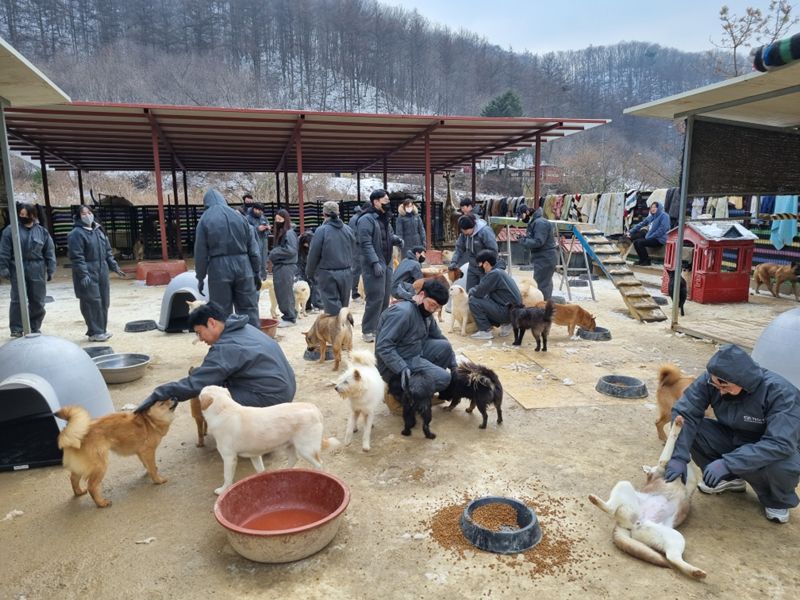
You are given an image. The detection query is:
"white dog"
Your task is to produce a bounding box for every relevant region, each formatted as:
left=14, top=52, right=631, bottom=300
left=198, top=385, right=339, bottom=495
left=260, top=279, right=279, bottom=319
left=588, top=416, right=706, bottom=580
left=334, top=350, right=385, bottom=452
left=293, top=280, right=311, bottom=317
left=449, top=284, right=477, bottom=335
left=518, top=279, right=544, bottom=306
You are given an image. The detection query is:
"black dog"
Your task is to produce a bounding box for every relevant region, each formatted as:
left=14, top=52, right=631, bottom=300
left=440, top=361, right=503, bottom=429
left=508, top=300, right=554, bottom=351
left=389, top=372, right=436, bottom=439
left=667, top=269, right=687, bottom=316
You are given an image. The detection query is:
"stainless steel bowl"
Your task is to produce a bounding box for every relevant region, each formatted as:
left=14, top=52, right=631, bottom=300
left=93, top=353, right=151, bottom=384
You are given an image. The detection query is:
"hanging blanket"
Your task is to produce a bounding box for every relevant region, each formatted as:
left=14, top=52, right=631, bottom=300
left=770, top=195, right=799, bottom=250
left=752, top=32, right=800, bottom=71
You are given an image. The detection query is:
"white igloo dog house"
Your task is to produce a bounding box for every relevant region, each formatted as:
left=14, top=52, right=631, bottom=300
left=751, top=307, right=800, bottom=391
left=0, top=334, right=114, bottom=470
left=157, top=271, right=209, bottom=333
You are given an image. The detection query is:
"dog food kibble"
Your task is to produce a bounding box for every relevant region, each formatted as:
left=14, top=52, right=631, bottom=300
left=471, top=503, right=519, bottom=531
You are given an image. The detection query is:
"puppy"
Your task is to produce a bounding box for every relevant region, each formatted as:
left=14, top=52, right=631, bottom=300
left=56, top=401, right=177, bottom=508
left=509, top=300, right=554, bottom=350
left=534, top=301, right=596, bottom=337
left=293, top=280, right=311, bottom=317
left=753, top=261, right=799, bottom=300
left=449, top=284, right=477, bottom=335
left=413, top=274, right=449, bottom=322
left=655, top=364, right=714, bottom=442
left=198, top=385, right=340, bottom=495
left=588, top=416, right=706, bottom=580
left=133, top=239, right=145, bottom=262
left=667, top=269, right=688, bottom=316
left=440, top=361, right=503, bottom=429
left=303, top=307, right=354, bottom=370
left=390, top=372, right=437, bottom=439
left=334, top=350, right=385, bottom=451
left=186, top=299, right=206, bottom=313
left=260, top=279, right=280, bottom=319
left=519, top=279, right=544, bottom=306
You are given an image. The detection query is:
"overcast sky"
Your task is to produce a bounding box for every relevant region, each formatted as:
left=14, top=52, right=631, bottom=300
left=385, top=1, right=775, bottom=53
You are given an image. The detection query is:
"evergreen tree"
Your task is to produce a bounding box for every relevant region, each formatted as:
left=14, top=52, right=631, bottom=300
left=481, top=91, right=524, bottom=117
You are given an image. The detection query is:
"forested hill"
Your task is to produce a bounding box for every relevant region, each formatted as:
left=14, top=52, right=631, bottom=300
left=0, top=0, right=731, bottom=163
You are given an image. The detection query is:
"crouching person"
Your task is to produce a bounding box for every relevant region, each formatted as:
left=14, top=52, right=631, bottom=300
left=375, top=279, right=456, bottom=414
left=135, top=303, right=296, bottom=412
left=391, top=245, right=426, bottom=301
left=468, top=249, right=522, bottom=341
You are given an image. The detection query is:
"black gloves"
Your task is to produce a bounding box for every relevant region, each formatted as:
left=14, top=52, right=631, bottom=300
left=664, top=458, right=687, bottom=484
left=47, top=274, right=52, bottom=282
left=372, top=262, right=384, bottom=278
left=254, top=275, right=262, bottom=291
left=197, top=279, right=204, bottom=295
left=134, top=395, right=157, bottom=414
left=80, top=275, right=91, bottom=288
left=401, top=368, right=411, bottom=392
left=702, top=459, right=731, bottom=488
left=115, top=268, right=127, bottom=278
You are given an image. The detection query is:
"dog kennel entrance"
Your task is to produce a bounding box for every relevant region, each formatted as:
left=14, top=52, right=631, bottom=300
left=0, top=376, right=62, bottom=470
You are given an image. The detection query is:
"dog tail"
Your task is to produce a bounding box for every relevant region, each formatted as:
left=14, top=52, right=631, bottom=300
left=612, top=526, right=671, bottom=569
left=350, top=349, right=376, bottom=367
left=338, top=306, right=354, bottom=328
left=55, top=406, right=92, bottom=450
left=322, top=437, right=342, bottom=451
left=658, top=364, right=683, bottom=388
left=543, top=300, right=555, bottom=322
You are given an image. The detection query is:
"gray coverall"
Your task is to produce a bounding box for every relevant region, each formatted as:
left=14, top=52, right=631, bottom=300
left=245, top=208, right=270, bottom=280
left=269, top=228, right=299, bottom=323
left=672, top=345, right=800, bottom=510
left=0, top=222, right=56, bottom=334
left=357, top=207, right=400, bottom=335
left=306, top=216, right=355, bottom=316
left=520, top=207, right=558, bottom=300
left=194, top=189, right=261, bottom=327
left=395, top=209, right=426, bottom=251
left=67, top=220, right=121, bottom=337
left=468, top=266, right=522, bottom=330
left=391, top=251, right=424, bottom=301
left=449, top=218, right=499, bottom=291
left=348, top=208, right=363, bottom=298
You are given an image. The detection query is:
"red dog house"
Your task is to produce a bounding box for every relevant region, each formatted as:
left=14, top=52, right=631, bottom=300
left=661, top=222, right=757, bottom=304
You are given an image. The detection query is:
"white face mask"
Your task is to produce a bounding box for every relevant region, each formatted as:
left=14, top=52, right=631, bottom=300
left=81, top=214, right=94, bottom=226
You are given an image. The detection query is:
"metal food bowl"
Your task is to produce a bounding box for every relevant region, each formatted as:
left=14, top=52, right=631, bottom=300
left=84, top=345, right=114, bottom=359
left=460, top=496, right=542, bottom=554
left=596, top=375, right=648, bottom=399
left=92, top=353, right=151, bottom=384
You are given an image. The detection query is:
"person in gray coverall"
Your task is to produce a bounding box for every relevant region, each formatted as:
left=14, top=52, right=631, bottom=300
left=448, top=213, right=499, bottom=292
left=468, top=249, right=522, bottom=341
left=391, top=246, right=425, bottom=301
left=0, top=203, right=56, bottom=336
left=348, top=203, right=365, bottom=300
left=375, top=278, right=456, bottom=398
left=519, top=204, right=558, bottom=300
left=356, top=189, right=403, bottom=342
left=268, top=209, right=299, bottom=327
left=306, top=201, right=355, bottom=316
left=395, top=197, right=426, bottom=251
left=135, top=303, right=295, bottom=411
left=665, top=344, right=800, bottom=524
left=67, top=205, right=127, bottom=342
left=194, top=189, right=260, bottom=327
left=244, top=200, right=271, bottom=280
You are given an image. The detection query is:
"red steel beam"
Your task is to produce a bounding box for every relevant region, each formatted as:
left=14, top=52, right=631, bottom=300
left=424, top=133, right=431, bottom=251
left=150, top=126, right=169, bottom=261
left=358, top=120, right=442, bottom=172
left=534, top=136, right=542, bottom=203
left=296, top=131, right=305, bottom=233
left=146, top=109, right=186, bottom=171
left=274, top=116, right=304, bottom=174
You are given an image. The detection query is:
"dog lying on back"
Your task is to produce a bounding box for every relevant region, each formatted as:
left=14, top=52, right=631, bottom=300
left=334, top=350, right=385, bottom=452
left=753, top=261, right=799, bottom=300
left=56, top=401, right=177, bottom=508
left=588, top=416, right=706, bottom=580
left=667, top=269, right=688, bottom=316
left=294, top=280, right=311, bottom=317
left=509, top=300, right=554, bottom=350
left=303, top=307, right=353, bottom=370
left=449, top=284, right=478, bottom=335
left=440, top=361, right=503, bottom=429
left=655, top=364, right=714, bottom=442
left=534, top=300, right=595, bottom=337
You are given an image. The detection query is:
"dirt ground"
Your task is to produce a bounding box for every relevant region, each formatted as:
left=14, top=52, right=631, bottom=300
left=1, top=261, right=798, bottom=600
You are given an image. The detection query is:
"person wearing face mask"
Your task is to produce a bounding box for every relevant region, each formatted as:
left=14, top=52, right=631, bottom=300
left=665, top=344, right=800, bottom=524
left=391, top=245, right=426, bottom=301
left=0, top=203, right=56, bottom=337
left=448, top=213, right=500, bottom=292
left=67, top=205, right=127, bottom=342
left=468, top=249, right=522, bottom=340
left=355, top=189, right=403, bottom=342
left=244, top=200, right=271, bottom=280
left=375, top=278, right=456, bottom=408
left=268, top=208, right=299, bottom=327
left=306, top=201, right=355, bottom=316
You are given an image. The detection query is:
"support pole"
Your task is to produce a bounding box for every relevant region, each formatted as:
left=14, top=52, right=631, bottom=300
left=295, top=132, right=305, bottom=233
left=275, top=172, right=281, bottom=207
left=424, top=133, right=432, bottom=251
left=182, top=170, right=190, bottom=247
left=150, top=127, right=169, bottom=261
left=534, top=136, right=542, bottom=204
left=171, top=162, right=181, bottom=257
left=356, top=172, right=361, bottom=203
left=383, top=157, right=388, bottom=190
left=471, top=158, right=477, bottom=201
left=39, top=152, right=53, bottom=236
left=0, top=100, right=31, bottom=334
left=283, top=169, right=289, bottom=206
left=672, top=115, right=694, bottom=326
left=77, top=169, right=85, bottom=205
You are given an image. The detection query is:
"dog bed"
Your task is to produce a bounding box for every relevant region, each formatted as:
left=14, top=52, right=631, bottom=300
left=595, top=375, right=647, bottom=399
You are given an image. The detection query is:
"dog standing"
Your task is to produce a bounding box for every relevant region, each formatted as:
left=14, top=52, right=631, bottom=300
left=534, top=300, right=595, bottom=337
left=440, top=361, right=503, bottom=429
left=509, top=300, right=554, bottom=350
left=753, top=261, right=799, bottom=300
left=588, top=416, right=706, bottom=580
left=293, top=280, right=311, bottom=317
left=398, top=373, right=437, bottom=440
left=198, top=385, right=340, bottom=495
left=335, top=350, right=385, bottom=451
left=667, top=269, right=688, bottom=316
left=133, top=239, right=145, bottom=262
left=56, top=401, right=177, bottom=508
left=303, top=306, right=354, bottom=370
left=449, top=284, right=477, bottom=335
left=260, top=279, right=280, bottom=319
left=185, top=366, right=208, bottom=447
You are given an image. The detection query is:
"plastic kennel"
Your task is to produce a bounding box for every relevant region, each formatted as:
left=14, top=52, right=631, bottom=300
left=157, top=271, right=209, bottom=333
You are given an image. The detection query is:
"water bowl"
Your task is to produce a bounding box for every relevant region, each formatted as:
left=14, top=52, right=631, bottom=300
left=578, top=326, right=611, bottom=341
left=460, top=496, right=542, bottom=554
left=214, top=468, right=350, bottom=563
left=92, top=353, right=151, bottom=384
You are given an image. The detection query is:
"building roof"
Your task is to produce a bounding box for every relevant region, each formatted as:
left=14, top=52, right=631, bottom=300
left=0, top=38, right=70, bottom=106
left=3, top=101, right=608, bottom=172
left=624, top=61, right=800, bottom=129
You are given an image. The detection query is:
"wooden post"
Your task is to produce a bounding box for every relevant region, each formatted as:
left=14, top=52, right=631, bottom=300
left=39, top=152, right=53, bottom=236
left=150, top=127, right=169, bottom=261
left=424, top=133, right=432, bottom=251
left=295, top=131, right=304, bottom=233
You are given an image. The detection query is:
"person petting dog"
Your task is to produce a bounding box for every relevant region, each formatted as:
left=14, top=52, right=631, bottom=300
left=306, top=201, right=355, bottom=316
left=375, top=279, right=457, bottom=410
left=665, top=344, right=800, bottom=524
left=468, top=249, right=522, bottom=340
left=391, top=245, right=426, bottom=301
left=518, top=203, right=558, bottom=301
left=136, top=303, right=296, bottom=412
left=448, top=213, right=500, bottom=292
left=626, top=201, right=669, bottom=267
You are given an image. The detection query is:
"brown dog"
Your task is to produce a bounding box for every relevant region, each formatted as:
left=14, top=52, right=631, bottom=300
left=186, top=367, right=208, bottom=447
left=655, top=364, right=714, bottom=442
left=303, top=306, right=354, bottom=370
left=56, top=401, right=177, bottom=508
left=753, top=262, right=799, bottom=300
left=535, top=301, right=596, bottom=337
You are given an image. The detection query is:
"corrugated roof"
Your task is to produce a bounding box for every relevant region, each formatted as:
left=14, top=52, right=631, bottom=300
left=0, top=37, right=70, bottom=106
left=4, top=101, right=608, bottom=172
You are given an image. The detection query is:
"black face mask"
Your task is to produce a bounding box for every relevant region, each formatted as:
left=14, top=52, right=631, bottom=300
left=418, top=255, right=426, bottom=264
left=19, top=216, right=33, bottom=225
left=417, top=302, right=433, bottom=318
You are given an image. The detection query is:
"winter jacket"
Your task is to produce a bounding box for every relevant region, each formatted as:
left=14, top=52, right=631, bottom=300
left=672, top=344, right=800, bottom=474
left=0, top=222, right=56, bottom=280
left=520, top=208, right=556, bottom=254
left=391, top=251, right=424, bottom=300
left=469, top=266, right=522, bottom=307
left=67, top=220, right=120, bottom=298
left=306, top=216, right=355, bottom=279
left=375, top=299, right=447, bottom=376
left=396, top=205, right=426, bottom=250
left=356, top=205, right=398, bottom=267
left=630, top=202, right=670, bottom=244
left=449, top=218, right=498, bottom=271
left=269, top=228, right=299, bottom=266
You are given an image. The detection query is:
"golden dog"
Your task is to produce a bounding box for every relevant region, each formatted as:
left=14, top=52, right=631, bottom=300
left=753, top=262, right=799, bottom=300
left=449, top=284, right=477, bottom=335
left=535, top=301, right=596, bottom=337
left=260, top=279, right=280, bottom=318
left=303, top=307, right=354, bottom=370
left=655, top=364, right=714, bottom=442
left=56, top=401, right=177, bottom=508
